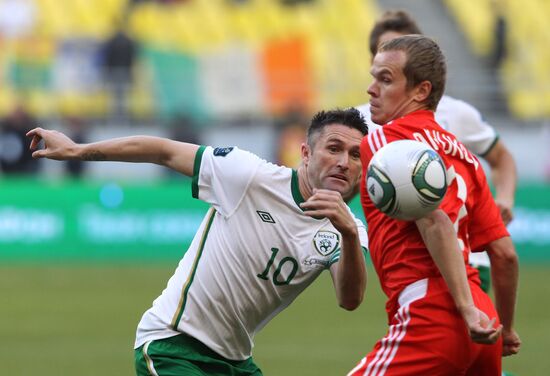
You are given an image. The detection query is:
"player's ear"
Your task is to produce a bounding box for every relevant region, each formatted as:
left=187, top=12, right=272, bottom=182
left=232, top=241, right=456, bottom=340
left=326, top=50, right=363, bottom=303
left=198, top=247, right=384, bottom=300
left=413, top=80, right=432, bottom=103
left=301, top=143, right=311, bottom=164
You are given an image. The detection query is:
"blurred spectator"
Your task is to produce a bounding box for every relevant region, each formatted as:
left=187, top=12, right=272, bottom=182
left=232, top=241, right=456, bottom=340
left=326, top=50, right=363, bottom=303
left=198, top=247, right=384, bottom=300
left=166, top=114, right=200, bottom=179
left=129, top=0, right=151, bottom=5
left=156, top=0, right=190, bottom=5
left=64, top=116, right=86, bottom=177
left=100, top=22, right=138, bottom=123
left=0, top=103, right=39, bottom=174
left=275, top=106, right=308, bottom=168
left=280, top=0, right=315, bottom=6
left=125, top=0, right=151, bottom=15
left=0, top=0, right=36, bottom=39
left=491, top=1, right=507, bottom=68
left=169, top=114, right=201, bottom=145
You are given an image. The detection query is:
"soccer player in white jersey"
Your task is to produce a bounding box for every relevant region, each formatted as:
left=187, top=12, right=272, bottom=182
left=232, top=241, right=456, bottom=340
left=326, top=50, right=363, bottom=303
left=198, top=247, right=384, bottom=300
left=355, top=9, right=517, bottom=294
left=27, top=108, right=369, bottom=376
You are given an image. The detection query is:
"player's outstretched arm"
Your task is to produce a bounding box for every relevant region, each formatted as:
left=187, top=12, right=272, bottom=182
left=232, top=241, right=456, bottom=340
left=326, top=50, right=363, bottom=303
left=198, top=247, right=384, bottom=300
left=487, top=236, right=521, bottom=356
left=484, top=140, right=517, bottom=225
left=416, top=209, right=502, bottom=344
left=300, top=189, right=366, bottom=310
left=27, top=127, right=199, bottom=177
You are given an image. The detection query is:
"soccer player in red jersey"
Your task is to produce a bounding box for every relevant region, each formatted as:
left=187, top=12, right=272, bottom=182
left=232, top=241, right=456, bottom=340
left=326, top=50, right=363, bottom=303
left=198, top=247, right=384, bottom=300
left=348, top=35, right=520, bottom=376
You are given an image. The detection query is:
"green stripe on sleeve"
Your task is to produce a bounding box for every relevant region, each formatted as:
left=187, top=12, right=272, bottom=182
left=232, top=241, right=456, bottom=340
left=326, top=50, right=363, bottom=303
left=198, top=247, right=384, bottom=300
left=479, top=135, right=499, bottom=157
left=328, top=250, right=340, bottom=267
left=328, top=246, right=369, bottom=267
left=192, top=145, right=206, bottom=199
left=361, top=246, right=369, bottom=260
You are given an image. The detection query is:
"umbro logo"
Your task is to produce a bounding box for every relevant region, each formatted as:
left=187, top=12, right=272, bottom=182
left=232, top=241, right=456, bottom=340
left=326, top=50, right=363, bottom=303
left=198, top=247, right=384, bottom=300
left=257, top=211, right=275, bottom=224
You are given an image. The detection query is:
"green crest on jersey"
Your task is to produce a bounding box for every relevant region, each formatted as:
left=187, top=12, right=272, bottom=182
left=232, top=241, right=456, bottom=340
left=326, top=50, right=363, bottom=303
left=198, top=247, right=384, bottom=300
left=313, top=230, right=339, bottom=256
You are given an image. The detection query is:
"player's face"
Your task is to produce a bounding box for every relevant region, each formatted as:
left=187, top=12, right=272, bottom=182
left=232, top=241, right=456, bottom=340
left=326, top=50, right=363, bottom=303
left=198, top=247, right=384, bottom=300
left=367, top=50, right=416, bottom=125
left=303, top=124, right=363, bottom=201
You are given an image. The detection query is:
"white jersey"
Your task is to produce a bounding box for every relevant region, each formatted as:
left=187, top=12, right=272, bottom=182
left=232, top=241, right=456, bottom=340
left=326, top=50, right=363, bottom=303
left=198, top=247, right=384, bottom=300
left=135, top=146, right=369, bottom=360
left=356, top=95, right=494, bottom=267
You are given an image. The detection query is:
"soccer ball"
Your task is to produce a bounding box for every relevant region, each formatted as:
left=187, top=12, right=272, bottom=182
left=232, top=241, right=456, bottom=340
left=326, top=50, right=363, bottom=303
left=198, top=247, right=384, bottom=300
left=366, top=140, right=447, bottom=221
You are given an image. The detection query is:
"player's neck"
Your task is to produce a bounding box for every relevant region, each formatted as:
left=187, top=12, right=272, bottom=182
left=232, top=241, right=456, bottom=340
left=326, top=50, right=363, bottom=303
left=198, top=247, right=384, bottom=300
left=399, top=103, right=431, bottom=119
left=296, top=165, right=313, bottom=201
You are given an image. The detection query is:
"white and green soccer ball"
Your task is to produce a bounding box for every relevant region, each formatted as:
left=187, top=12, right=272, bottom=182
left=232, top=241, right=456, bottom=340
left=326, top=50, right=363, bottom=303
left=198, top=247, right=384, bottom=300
left=366, top=140, right=447, bottom=221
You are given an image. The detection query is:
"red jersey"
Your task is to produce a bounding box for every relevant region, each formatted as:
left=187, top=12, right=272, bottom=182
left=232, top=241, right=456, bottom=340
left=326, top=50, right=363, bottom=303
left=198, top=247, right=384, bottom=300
left=360, top=110, right=509, bottom=315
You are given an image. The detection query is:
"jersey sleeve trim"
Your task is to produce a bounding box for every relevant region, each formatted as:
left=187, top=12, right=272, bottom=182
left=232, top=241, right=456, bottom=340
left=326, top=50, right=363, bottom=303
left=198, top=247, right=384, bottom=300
left=191, top=145, right=207, bottom=199
left=328, top=246, right=369, bottom=267
left=478, top=135, right=500, bottom=157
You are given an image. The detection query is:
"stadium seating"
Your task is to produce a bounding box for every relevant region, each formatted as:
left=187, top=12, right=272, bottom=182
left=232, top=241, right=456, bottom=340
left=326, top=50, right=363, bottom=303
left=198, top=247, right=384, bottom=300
left=444, top=0, right=550, bottom=119
left=3, top=0, right=549, bottom=120
left=1, top=0, right=378, bottom=119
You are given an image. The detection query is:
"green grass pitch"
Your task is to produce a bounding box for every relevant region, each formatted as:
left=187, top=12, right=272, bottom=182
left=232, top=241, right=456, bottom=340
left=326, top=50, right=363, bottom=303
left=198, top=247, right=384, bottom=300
left=1, top=263, right=547, bottom=375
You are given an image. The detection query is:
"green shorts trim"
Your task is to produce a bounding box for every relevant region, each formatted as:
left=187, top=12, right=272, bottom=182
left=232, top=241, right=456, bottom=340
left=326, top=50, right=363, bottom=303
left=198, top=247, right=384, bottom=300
left=135, top=334, right=263, bottom=376
left=476, top=265, right=491, bottom=293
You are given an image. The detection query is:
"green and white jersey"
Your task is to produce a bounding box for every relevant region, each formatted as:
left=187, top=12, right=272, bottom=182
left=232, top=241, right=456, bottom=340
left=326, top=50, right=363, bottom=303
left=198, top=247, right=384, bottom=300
left=135, top=146, right=369, bottom=360
left=435, top=96, right=498, bottom=157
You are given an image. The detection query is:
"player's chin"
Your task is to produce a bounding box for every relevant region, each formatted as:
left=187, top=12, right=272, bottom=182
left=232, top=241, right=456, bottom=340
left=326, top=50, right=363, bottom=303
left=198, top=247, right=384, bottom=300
left=323, top=179, right=352, bottom=198
left=370, top=112, right=387, bottom=126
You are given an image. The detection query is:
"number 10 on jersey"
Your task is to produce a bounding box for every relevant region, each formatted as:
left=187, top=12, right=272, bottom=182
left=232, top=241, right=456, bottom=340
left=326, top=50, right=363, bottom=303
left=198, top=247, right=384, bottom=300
left=257, top=248, right=298, bottom=286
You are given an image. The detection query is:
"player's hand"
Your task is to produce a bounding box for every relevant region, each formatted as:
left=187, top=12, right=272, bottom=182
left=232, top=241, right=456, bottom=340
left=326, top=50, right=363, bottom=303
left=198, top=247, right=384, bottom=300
left=26, top=127, right=77, bottom=160
left=495, top=199, right=514, bottom=225
left=460, top=305, right=502, bottom=345
left=300, top=189, right=356, bottom=236
left=502, top=328, right=521, bottom=356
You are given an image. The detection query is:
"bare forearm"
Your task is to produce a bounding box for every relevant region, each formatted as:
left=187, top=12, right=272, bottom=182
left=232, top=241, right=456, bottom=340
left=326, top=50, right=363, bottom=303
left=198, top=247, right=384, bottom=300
left=418, top=213, right=502, bottom=344
left=28, top=128, right=199, bottom=176
left=302, top=190, right=367, bottom=310
left=417, top=210, right=474, bottom=312
left=486, top=143, right=517, bottom=206
left=78, top=136, right=198, bottom=176
left=78, top=136, right=168, bottom=163
left=488, top=237, right=519, bottom=331
left=492, top=162, right=516, bottom=206
left=333, top=230, right=366, bottom=310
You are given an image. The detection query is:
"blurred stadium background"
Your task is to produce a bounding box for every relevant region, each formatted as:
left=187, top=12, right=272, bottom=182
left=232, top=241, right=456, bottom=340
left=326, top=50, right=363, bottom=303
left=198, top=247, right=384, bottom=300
left=1, top=0, right=549, bottom=374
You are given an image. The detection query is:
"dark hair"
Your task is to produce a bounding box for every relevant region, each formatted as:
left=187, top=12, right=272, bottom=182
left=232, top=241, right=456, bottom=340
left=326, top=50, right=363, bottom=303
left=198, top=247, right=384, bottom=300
left=307, top=108, right=367, bottom=147
left=369, top=10, right=422, bottom=56
left=378, top=35, right=446, bottom=111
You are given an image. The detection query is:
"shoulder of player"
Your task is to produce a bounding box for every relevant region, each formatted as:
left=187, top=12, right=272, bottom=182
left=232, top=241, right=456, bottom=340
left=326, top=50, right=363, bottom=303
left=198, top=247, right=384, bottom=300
left=204, top=146, right=289, bottom=182
left=206, top=146, right=267, bottom=164
left=437, top=95, right=484, bottom=124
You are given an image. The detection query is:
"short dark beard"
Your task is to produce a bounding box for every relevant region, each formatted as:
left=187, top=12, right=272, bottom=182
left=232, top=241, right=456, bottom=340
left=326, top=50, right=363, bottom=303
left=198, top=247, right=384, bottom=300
left=82, top=150, right=107, bottom=161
